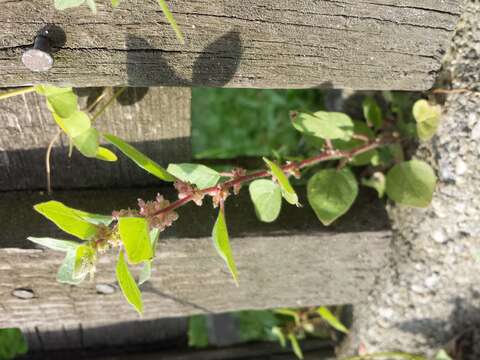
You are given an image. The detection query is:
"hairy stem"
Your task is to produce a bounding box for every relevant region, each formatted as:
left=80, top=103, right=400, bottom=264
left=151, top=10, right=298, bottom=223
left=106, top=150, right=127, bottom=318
left=154, top=135, right=397, bottom=216
left=45, top=130, right=62, bottom=194
left=0, top=86, right=35, bottom=100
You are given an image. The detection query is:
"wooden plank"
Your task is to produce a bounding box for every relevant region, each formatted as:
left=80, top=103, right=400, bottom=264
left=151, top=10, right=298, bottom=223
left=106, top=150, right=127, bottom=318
left=0, top=187, right=390, bottom=330
left=0, top=0, right=461, bottom=89
left=0, top=87, right=191, bottom=190
left=25, top=339, right=334, bottom=360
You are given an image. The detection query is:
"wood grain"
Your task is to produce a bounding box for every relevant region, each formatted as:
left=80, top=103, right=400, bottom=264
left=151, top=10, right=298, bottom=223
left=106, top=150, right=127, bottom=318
left=0, top=0, right=461, bottom=89
left=0, top=87, right=191, bottom=190
left=0, top=187, right=390, bottom=330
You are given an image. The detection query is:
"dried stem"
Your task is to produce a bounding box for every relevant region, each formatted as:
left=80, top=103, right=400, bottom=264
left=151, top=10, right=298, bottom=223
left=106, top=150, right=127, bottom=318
left=153, top=134, right=398, bottom=217
left=91, top=87, right=126, bottom=123
left=0, top=86, right=35, bottom=100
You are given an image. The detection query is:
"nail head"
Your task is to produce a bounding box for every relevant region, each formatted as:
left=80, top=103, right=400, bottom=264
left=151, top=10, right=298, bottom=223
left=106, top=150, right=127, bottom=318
left=12, top=288, right=35, bottom=299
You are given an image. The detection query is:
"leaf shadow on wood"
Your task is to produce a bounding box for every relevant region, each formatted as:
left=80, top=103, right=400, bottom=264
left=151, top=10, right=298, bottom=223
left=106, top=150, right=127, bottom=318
left=125, top=30, right=243, bottom=87
left=140, top=282, right=212, bottom=313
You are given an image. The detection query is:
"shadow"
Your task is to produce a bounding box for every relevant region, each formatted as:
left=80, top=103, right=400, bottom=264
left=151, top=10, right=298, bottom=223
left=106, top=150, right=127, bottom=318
left=38, top=24, right=66, bottom=51
left=115, top=86, right=149, bottom=106
left=141, top=283, right=211, bottom=313
left=396, top=292, right=480, bottom=358
left=23, top=317, right=188, bottom=356
left=126, top=30, right=243, bottom=87
left=0, top=138, right=191, bottom=192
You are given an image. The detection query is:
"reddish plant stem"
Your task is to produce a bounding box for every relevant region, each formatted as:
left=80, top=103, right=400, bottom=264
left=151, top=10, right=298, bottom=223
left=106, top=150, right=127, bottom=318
left=154, top=135, right=397, bottom=216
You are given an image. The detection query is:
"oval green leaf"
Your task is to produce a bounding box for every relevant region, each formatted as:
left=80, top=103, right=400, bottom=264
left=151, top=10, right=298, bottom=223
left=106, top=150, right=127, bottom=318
left=386, top=160, right=436, bottom=207
left=96, top=146, right=118, bottom=162
left=118, top=217, right=153, bottom=264
left=263, top=157, right=299, bottom=206
left=212, top=208, right=238, bottom=286
left=291, top=111, right=354, bottom=141
left=317, top=306, right=349, bottom=334
left=362, top=97, right=383, bottom=130
left=104, top=133, right=174, bottom=182
left=248, top=179, right=282, bottom=223
left=116, top=251, right=143, bottom=315
left=42, top=86, right=78, bottom=119
left=53, top=111, right=91, bottom=138
left=167, top=163, right=220, bottom=189
left=73, top=127, right=99, bottom=158
left=57, top=251, right=85, bottom=285
left=413, top=99, right=441, bottom=141
left=27, top=237, right=81, bottom=253
left=0, top=328, right=28, bottom=359
left=73, top=244, right=96, bottom=280
left=34, top=201, right=99, bottom=240
left=361, top=172, right=386, bottom=198
left=332, top=121, right=377, bottom=166
left=138, top=228, right=160, bottom=285
left=307, top=168, right=358, bottom=226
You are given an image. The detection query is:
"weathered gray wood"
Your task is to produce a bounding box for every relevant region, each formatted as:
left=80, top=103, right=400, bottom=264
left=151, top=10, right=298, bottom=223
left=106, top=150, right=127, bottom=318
left=0, top=0, right=461, bottom=89
left=0, top=187, right=390, bottom=330
left=0, top=87, right=191, bottom=190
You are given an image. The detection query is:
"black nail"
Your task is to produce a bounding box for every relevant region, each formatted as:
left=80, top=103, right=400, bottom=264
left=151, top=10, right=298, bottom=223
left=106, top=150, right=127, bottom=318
left=22, top=35, right=54, bottom=72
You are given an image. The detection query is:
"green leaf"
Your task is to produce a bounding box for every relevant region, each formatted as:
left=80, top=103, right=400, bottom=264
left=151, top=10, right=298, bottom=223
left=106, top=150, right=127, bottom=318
left=116, top=251, right=143, bottom=315
left=271, top=326, right=286, bottom=347
left=212, top=208, right=238, bottom=286
left=291, top=111, right=354, bottom=141
left=413, top=99, right=441, bottom=141
left=263, top=157, right=299, bottom=206
left=96, top=146, right=118, bottom=162
left=54, top=0, right=85, bottom=9
left=248, top=179, right=282, bottom=223
left=73, top=127, right=99, bottom=158
left=27, top=237, right=80, bottom=252
left=36, top=86, right=78, bottom=118
left=332, top=121, right=377, bottom=166
left=386, top=160, right=436, bottom=208
left=307, top=168, right=358, bottom=226
left=234, top=310, right=280, bottom=342
left=435, top=350, right=453, bottom=360
left=138, top=228, right=160, bottom=285
left=53, top=111, right=91, bottom=138
left=104, top=133, right=174, bottom=182
left=167, top=163, right=220, bottom=189
left=34, top=201, right=99, bottom=240
left=138, top=261, right=152, bottom=286
left=85, top=0, right=97, bottom=13
left=73, top=244, right=96, bottom=280
left=118, top=217, right=153, bottom=264
left=0, top=328, right=28, bottom=359
left=57, top=251, right=85, bottom=285
left=111, top=0, right=120, bottom=6
left=317, top=306, right=349, bottom=334
left=288, top=333, right=304, bottom=360
left=362, top=96, right=383, bottom=130
left=361, top=172, right=386, bottom=198
left=274, top=308, right=301, bottom=325
left=188, top=315, right=209, bottom=348
left=157, top=0, right=185, bottom=45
